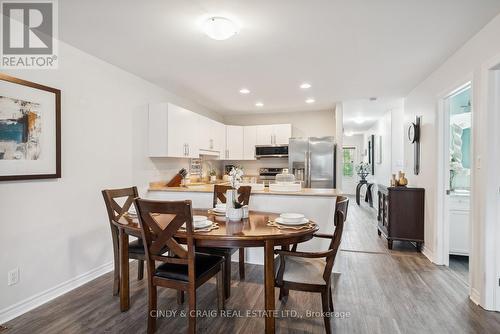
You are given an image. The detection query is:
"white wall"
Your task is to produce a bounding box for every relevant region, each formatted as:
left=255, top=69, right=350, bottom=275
left=223, top=109, right=336, bottom=176
left=402, top=12, right=500, bottom=309
left=0, top=41, right=220, bottom=321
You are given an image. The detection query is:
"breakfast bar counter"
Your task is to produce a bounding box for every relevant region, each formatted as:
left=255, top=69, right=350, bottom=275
left=146, top=184, right=343, bottom=265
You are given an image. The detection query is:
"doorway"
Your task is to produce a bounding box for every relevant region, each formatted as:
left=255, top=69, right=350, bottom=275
left=442, top=83, right=472, bottom=284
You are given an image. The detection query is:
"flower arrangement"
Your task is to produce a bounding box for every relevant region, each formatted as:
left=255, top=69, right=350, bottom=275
left=355, top=162, right=371, bottom=181
left=228, top=167, right=244, bottom=209
left=228, top=166, right=243, bottom=190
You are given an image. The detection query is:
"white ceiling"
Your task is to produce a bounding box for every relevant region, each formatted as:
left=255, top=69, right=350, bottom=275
left=60, top=0, right=500, bottom=114
left=343, top=98, right=403, bottom=133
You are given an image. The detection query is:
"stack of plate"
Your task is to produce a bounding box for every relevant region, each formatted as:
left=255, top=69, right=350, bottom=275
left=275, top=213, right=309, bottom=226
left=182, top=216, right=213, bottom=230
left=212, top=204, right=227, bottom=215
left=127, top=206, right=138, bottom=218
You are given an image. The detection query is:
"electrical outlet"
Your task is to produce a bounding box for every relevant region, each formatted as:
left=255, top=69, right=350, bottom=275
left=7, top=268, right=19, bottom=286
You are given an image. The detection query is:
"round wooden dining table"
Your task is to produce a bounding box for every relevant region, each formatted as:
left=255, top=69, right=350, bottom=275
left=114, top=209, right=319, bottom=334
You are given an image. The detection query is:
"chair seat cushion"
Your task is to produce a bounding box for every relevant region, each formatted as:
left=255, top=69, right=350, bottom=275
left=155, top=253, right=224, bottom=282
left=196, top=247, right=237, bottom=256
left=128, top=240, right=145, bottom=254
left=277, top=255, right=326, bottom=285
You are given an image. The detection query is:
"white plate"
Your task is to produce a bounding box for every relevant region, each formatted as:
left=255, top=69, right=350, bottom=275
left=182, top=220, right=213, bottom=230
left=275, top=217, right=309, bottom=226
left=279, top=213, right=305, bottom=224
left=193, top=215, right=208, bottom=222
left=213, top=207, right=226, bottom=213
left=215, top=204, right=226, bottom=210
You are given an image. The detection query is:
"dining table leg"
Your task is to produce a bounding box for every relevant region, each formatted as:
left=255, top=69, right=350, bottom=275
left=119, top=228, right=130, bottom=312
left=264, top=240, right=275, bottom=334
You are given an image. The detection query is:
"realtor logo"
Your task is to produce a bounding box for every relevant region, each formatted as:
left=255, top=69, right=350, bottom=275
left=1, top=0, right=58, bottom=68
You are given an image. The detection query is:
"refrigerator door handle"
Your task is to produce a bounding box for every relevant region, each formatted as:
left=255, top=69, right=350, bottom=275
left=305, top=151, right=311, bottom=188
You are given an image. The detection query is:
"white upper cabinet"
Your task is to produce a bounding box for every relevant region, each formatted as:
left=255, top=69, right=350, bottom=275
left=149, top=104, right=290, bottom=161
left=148, top=103, right=200, bottom=158
left=256, top=124, right=292, bottom=145
left=198, top=116, right=226, bottom=159
left=273, top=124, right=292, bottom=145
left=225, top=125, right=244, bottom=160
left=243, top=126, right=257, bottom=160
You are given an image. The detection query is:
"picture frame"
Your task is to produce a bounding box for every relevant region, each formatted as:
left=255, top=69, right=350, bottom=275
left=0, top=73, right=61, bottom=181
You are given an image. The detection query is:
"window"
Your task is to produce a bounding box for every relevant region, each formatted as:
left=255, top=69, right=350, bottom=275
left=343, top=147, right=356, bottom=177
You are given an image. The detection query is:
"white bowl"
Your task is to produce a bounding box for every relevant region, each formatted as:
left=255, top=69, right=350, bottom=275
left=279, top=213, right=305, bottom=224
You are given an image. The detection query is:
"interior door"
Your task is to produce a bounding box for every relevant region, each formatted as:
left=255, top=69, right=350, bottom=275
left=309, top=137, right=335, bottom=188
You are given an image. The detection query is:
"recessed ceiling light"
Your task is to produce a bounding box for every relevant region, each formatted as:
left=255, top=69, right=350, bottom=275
left=255, top=102, right=264, bottom=107
left=300, top=83, right=311, bottom=89
left=202, top=17, right=239, bottom=41
left=305, top=98, right=315, bottom=104
left=239, top=88, right=250, bottom=94
left=354, top=117, right=365, bottom=124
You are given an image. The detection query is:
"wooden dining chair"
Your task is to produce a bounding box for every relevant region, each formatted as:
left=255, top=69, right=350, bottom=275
left=197, top=184, right=251, bottom=298
left=274, top=196, right=349, bottom=334
left=102, top=186, right=145, bottom=296
left=134, top=198, right=225, bottom=334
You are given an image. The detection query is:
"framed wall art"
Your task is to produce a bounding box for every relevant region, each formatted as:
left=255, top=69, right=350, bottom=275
left=0, top=73, right=61, bottom=181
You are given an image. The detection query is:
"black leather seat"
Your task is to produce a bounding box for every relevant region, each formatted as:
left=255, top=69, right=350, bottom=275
left=128, top=240, right=145, bottom=254
left=155, top=253, right=224, bottom=282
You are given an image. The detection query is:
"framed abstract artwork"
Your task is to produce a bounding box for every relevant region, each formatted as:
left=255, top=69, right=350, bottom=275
left=0, top=73, right=61, bottom=181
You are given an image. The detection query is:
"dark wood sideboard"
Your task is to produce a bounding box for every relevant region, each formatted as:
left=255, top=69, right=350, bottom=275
left=377, top=185, right=425, bottom=250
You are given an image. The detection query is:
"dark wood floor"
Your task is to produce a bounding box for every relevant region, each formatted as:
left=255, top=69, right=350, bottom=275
left=4, top=198, right=500, bottom=333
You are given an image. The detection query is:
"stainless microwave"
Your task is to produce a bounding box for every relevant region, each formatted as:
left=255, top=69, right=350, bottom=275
left=255, top=145, right=288, bottom=159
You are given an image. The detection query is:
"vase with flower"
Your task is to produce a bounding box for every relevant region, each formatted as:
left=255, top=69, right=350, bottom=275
left=227, top=166, right=244, bottom=220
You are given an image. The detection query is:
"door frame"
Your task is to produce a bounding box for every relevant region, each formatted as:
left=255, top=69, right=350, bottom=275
left=480, top=53, right=500, bottom=311
left=436, top=78, right=473, bottom=269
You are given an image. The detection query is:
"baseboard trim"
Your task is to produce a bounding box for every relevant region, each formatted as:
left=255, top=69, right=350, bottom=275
left=0, top=261, right=113, bottom=325
left=421, top=245, right=435, bottom=263
left=470, top=288, right=481, bottom=306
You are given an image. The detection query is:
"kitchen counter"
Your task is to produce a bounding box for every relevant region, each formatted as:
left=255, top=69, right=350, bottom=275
left=148, top=184, right=342, bottom=197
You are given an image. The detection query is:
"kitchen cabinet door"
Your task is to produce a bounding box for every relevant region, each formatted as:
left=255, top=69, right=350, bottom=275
left=226, top=125, right=244, bottom=160
left=256, top=125, right=274, bottom=145
left=167, top=103, right=199, bottom=158
left=198, top=116, right=212, bottom=151
left=212, top=121, right=226, bottom=159
left=148, top=103, right=169, bottom=157
left=243, top=126, right=257, bottom=160
left=273, top=124, right=292, bottom=145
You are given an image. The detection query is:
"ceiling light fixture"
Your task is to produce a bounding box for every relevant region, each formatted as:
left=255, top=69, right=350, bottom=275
left=239, top=88, right=250, bottom=94
left=300, top=83, right=311, bottom=89
left=305, top=98, right=315, bottom=104
left=255, top=102, right=264, bottom=107
left=353, top=117, right=365, bottom=124
left=202, top=16, right=239, bottom=41
left=345, top=131, right=354, bottom=137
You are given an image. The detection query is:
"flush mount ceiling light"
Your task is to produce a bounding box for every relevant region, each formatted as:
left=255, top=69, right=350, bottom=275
left=255, top=102, right=264, bottom=107
left=202, top=16, right=239, bottom=40
left=305, top=98, right=315, bottom=104
left=239, top=88, right=250, bottom=94
left=354, top=117, right=365, bottom=124
left=300, top=82, right=312, bottom=89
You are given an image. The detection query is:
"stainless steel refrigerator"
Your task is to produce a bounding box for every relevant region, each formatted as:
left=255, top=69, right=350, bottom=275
left=288, top=136, right=336, bottom=188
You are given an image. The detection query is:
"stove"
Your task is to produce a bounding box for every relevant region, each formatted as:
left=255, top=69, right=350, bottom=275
left=258, top=167, right=284, bottom=186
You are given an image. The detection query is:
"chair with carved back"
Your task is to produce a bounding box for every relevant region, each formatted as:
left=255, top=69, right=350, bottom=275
left=274, top=196, right=349, bottom=334
left=134, top=198, right=224, bottom=334
left=196, top=184, right=251, bottom=298
left=101, top=186, right=145, bottom=296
